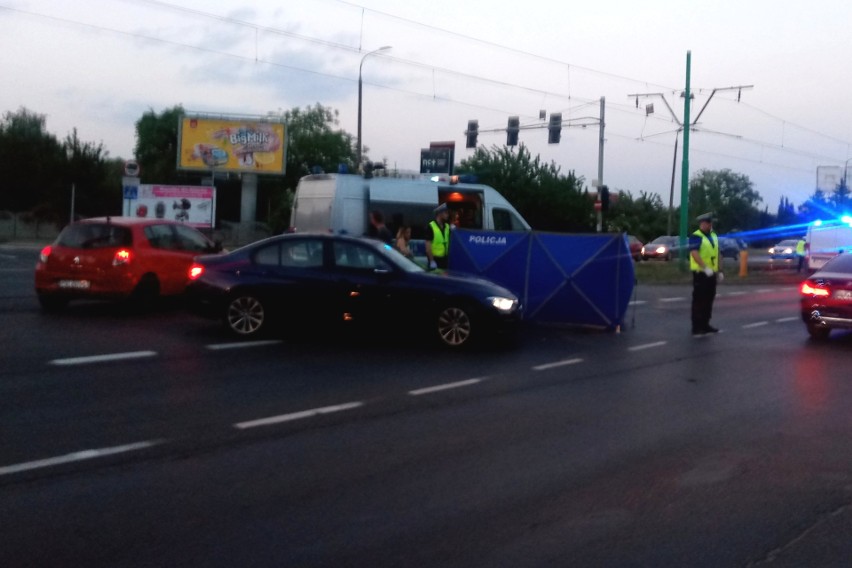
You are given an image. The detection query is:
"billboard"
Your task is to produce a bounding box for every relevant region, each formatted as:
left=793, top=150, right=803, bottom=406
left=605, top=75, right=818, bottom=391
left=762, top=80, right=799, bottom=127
left=177, top=116, right=286, bottom=175
left=126, top=185, right=216, bottom=228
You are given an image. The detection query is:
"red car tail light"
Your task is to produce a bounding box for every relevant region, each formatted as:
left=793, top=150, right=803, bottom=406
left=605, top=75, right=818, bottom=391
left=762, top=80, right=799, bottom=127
left=800, top=281, right=830, bottom=297
left=38, top=245, right=52, bottom=263
left=188, top=263, right=205, bottom=280
left=113, top=249, right=132, bottom=266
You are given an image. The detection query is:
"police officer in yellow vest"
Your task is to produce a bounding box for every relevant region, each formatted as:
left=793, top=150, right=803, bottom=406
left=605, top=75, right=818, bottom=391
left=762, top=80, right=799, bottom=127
left=796, top=237, right=806, bottom=272
left=690, top=212, right=723, bottom=335
left=425, top=203, right=451, bottom=270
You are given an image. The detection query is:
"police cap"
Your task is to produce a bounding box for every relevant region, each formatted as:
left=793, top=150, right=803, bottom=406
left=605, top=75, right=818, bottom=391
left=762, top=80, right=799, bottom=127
left=695, top=212, right=715, bottom=223
left=434, top=203, right=448, bottom=214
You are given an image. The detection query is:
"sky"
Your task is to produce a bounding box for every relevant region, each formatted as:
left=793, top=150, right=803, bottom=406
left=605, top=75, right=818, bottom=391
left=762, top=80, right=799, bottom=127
left=3, top=0, right=852, bottom=213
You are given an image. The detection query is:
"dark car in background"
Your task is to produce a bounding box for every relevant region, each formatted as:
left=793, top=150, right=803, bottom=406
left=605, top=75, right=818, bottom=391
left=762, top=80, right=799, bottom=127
left=718, top=237, right=744, bottom=261
left=800, top=253, right=852, bottom=339
left=626, top=235, right=643, bottom=261
left=641, top=236, right=682, bottom=261
left=35, top=217, right=222, bottom=311
left=185, top=233, right=522, bottom=348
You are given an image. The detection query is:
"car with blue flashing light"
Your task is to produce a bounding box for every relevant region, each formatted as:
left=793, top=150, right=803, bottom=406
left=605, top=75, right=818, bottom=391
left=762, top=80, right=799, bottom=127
left=806, top=217, right=852, bottom=271
left=184, top=233, right=522, bottom=348
left=800, top=252, right=852, bottom=339
left=289, top=173, right=531, bottom=240
left=767, top=238, right=799, bottom=268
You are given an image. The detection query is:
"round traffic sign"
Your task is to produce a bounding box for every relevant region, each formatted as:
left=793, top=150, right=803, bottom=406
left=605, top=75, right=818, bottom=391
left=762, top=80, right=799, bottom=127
left=124, top=160, right=140, bottom=177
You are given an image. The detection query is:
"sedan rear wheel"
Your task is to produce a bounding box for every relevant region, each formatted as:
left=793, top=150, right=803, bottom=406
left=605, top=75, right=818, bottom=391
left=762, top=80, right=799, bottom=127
left=437, top=304, right=474, bottom=348
left=226, top=294, right=266, bottom=336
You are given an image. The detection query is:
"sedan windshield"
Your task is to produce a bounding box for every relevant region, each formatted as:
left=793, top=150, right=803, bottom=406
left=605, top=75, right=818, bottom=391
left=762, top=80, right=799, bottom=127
left=375, top=242, right=426, bottom=273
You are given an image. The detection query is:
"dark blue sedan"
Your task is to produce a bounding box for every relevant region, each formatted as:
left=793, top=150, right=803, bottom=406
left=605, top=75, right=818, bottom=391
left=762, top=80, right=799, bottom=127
left=185, top=233, right=522, bottom=348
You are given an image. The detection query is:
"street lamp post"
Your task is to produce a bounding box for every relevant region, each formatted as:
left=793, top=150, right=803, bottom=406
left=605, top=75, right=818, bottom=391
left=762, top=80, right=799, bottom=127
left=356, top=45, right=391, bottom=171
left=66, top=146, right=75, bottom=224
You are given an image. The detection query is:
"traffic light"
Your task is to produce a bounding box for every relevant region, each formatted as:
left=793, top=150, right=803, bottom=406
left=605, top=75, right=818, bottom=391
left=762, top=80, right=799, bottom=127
left=506, top=116, right=520, bottom=146
left=465, top=120, right=479, bottom=149
left=600, top=185, right=610, bottom=211
left=548, top=113, right=562, bottom=144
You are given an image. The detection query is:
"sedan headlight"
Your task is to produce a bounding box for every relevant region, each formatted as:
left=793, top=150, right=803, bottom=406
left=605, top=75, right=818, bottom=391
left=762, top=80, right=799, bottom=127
left=489, top=296, right=518, bottom=313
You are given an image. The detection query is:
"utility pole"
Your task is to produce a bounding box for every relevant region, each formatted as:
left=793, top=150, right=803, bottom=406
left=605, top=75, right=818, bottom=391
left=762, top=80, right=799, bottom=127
left=629, top=53, right=753, bottom=268
left=596, top=96, right=606, bottom=233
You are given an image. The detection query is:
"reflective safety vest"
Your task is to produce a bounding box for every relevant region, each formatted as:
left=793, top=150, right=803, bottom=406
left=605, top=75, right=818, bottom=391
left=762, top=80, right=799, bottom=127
left=796, top=239, right=806, bottom=256
left=689, top=230, right=719, bottom=272
left=429, top=220, right=450, bottom=258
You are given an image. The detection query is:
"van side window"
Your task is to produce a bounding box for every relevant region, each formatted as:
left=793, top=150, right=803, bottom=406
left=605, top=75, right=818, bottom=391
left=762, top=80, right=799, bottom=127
left=492, top=208, right=526, bottom=231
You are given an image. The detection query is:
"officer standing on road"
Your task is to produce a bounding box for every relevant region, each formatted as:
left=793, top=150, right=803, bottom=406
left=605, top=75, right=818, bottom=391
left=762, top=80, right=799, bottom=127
left=796, top=236, right=806, bottom=272
left=425, top=203, right=451, bottom=270
left=690, top=212, right=722, bottom=335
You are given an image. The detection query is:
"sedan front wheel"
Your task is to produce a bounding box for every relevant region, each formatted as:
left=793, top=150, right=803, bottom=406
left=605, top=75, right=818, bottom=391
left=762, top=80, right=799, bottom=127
left=437, top=304, right=474, bottom=348
left=226, top=294, right=266, bottom=336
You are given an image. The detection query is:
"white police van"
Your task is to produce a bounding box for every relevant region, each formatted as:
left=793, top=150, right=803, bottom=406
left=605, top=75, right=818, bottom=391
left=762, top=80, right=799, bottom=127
left=805, top=216, right=852, bottom=270
left=289, top=173, right=531, bottom=240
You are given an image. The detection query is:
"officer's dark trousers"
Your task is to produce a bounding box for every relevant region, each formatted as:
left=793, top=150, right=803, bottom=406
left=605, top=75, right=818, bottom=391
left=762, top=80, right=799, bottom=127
left=692, top=271, right=717, bottom=331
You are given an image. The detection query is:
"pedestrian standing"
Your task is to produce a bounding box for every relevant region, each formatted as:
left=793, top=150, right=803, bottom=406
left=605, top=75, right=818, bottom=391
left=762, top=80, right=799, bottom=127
left=369, top=210, right=393, bottom=245
left=690, top=212, right=723, bottom=335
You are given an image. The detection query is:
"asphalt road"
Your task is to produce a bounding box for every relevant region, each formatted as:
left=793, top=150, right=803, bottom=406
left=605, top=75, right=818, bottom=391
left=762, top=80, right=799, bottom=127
left=1, top=244, right=851, bottom=567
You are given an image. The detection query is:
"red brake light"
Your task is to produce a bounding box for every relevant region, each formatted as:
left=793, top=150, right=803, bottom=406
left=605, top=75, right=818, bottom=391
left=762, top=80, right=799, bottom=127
left=800, top=282, right=830, bottom=297
left=188, top=263, right=205, bottom=280
left=113, top=249, right=132, bottom=266
left=39, top=245, right=52, bottom=263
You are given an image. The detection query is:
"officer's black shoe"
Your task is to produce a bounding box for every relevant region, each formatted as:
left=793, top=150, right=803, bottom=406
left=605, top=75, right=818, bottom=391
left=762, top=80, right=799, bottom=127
left=705, top=325, right=719, bottom=333
left=692, top=328, right=707, bottom=336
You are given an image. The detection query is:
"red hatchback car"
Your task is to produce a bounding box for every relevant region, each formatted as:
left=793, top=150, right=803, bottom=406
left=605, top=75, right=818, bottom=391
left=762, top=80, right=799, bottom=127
left=35, top=217, right=222, bottom=310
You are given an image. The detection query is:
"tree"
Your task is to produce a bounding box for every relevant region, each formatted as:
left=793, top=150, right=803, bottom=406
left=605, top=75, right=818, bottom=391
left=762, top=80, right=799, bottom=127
left=457, top=144, right=592, bottom=232
left=63, top=128, right=119, bottom=219
left=134, top=105, right=186, bottom=185
left=688, top=169, right=762, bottom=233
left=0, top=108, right=64, bottom=216
left=273, top=103, right=357, bottom=191
left=605, top=190, right=668, bottom=242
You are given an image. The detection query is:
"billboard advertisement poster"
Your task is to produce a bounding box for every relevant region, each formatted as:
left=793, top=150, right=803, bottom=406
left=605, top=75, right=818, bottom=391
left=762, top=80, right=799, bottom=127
left=177, top=116, right=286, bottom=175
left=127, top=185, right=216, bottom=228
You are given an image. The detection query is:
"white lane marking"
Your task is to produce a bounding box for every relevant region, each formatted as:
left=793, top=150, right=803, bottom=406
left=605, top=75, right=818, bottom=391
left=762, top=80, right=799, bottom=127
left=206, top=340, right=283, bottom=351
left=726, top=291, right=747, bottom=296
left=628, top=300, right=647, bottom=306
left=629, top=341, right=668, bottom=352
left=49, top=351, right=157, bottom=366
left=776, top=317, right=799, bottom=323
left=409, top=378, right=484, bottom=396
left=660, top=297, right=685, bottom=303
left=234, top=402, right=364, bottom=429
left=742, top=321, right=769, bottom=329
left=0, top=440, right=163, bottom=477
left=533, top=358, right=584, bottom=371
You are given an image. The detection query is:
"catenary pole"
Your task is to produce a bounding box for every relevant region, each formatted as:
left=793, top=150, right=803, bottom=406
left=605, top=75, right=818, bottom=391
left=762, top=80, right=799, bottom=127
left=678, top=51, right=692, bottom=270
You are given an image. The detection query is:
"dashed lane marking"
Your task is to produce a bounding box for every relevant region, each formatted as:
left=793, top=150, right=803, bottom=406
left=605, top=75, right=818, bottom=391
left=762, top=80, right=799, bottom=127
left=49, top=351, right=157, bottom=366
left=533, top=358, right=584, bottom=371
left=776, top=317, right=799, bottom=323
left=206, top=340, right=283, bottom=350
left=742, top=321, right=769, bottom=329
left=628, top=300, right=647, bottom=306
left=629, top=341, right=668, bottom=352
left=660, top=297, right=686, bottom=303
left=0, top=440, right=164, bottom=477
left=409, top=378, right=485, bottom=396
left=234, top=402, right=364, bottom=429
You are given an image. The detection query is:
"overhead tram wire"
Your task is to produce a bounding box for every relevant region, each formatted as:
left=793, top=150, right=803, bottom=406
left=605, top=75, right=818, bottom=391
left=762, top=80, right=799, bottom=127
left=7, top=2, right=852, bottom=168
